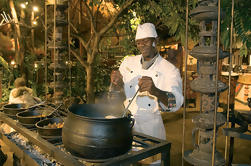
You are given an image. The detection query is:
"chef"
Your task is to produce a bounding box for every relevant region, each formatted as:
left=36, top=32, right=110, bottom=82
left=111, top=23, right=183, bottom=140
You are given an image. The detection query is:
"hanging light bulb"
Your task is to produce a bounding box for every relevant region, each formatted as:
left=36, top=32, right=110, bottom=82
left=33, top=6, right=39, bottom=12
left=32, top=20, right=37, bottom=25
left=34, top=63, right=38, bottom=69
left=20, top=3, right=26, bottom=9
left=10, top=60, right=15, bottom=66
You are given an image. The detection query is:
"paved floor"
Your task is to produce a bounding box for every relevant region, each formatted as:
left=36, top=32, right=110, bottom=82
left=163, top=109, right=251, bottom=166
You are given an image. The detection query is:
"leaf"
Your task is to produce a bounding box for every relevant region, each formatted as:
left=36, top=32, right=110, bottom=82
left=239, top=42, right=248, bottom=57
left=0, top=56, right=10, bottom=73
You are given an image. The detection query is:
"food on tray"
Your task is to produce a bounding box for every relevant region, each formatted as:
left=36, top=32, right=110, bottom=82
left=105, top=115, right=117, bottom=119
left=44, top=122, right=64, bottom=129
left=28, top=114, right=47, bottom=118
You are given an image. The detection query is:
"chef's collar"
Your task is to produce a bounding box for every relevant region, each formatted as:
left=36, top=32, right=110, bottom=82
left=141, top=53, right=159, bottom=70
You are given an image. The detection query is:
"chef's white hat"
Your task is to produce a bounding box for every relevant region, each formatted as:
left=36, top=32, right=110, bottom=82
left=135, top=23, right=158, bottom=40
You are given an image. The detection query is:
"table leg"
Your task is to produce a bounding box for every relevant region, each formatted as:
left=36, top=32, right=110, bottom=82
left=161, top=146, right=170, bottom=166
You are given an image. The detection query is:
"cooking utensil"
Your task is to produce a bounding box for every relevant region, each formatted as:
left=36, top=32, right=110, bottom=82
left=28, top=100, right=46, bottom=110
left=16, top=109, right=53, bottom=125
left=122, top=89, right=139, bottom=117
left=16, top=107, right=54, bottom=125
left=3, top=103, right=27, bottom=118
left=62, top=104, right=134, bottom=159
left=46, top=104, right=64, bottom=121
left=35, top=117, right=64, bottom=137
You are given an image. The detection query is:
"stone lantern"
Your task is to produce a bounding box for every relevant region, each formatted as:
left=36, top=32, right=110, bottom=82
left=184, top=0, right=229, bottom=165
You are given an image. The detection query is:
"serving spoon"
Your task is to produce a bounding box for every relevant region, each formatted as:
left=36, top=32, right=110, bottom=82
left=122, top=89, right=139, bottom=117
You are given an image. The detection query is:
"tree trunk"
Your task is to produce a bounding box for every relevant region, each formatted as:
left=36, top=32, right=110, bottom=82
left=73, top=0, right=135, bottom=103
left=9, top=0, right=25, bottom=77
left=9, top=0, right=20, bottom=63
left=86, top=64, right=95, bottom=103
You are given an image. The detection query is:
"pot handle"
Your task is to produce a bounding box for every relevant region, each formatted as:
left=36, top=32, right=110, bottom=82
left=129, top=118, right=135, bottom=128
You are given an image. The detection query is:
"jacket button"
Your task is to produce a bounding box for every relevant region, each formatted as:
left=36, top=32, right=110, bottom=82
left=155, top=74, right=158, bottom=77
left=130, top=85, right=133, bottom=88
left=130, top=71, right=133, bottom=73
left=148, top=104, right=151, bottom=107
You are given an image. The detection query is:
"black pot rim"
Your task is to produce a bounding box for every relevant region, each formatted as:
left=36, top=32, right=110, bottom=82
left=16, top=110, right=43, bottom=119
left=35, top=117, right=63, bottom=130
left=67, top=110, right=132, bottom=122
left=3, top=103, right=27, bottom=110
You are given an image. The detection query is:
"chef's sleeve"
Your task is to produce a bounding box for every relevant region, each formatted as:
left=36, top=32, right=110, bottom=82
left=158, top=68, right=184, bottom=112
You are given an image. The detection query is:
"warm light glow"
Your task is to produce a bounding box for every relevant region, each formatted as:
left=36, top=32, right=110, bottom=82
left=20, top=3, right=26, bottom=9
left=11, top=60, right=15, bottom=65
left=249, top=54, right=251, bottom=66
left=65, top=61, right=69, bottom=65
left=32, top=20, right=37, bottom=25
left=33, top=6, right=39, bottom=12
left=34, top=63, right=38, bottom=68
left=25, top=2, right=28, bottom=5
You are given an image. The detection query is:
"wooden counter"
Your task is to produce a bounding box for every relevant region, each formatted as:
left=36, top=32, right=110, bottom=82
left=235, top=73, right=251, bottom=111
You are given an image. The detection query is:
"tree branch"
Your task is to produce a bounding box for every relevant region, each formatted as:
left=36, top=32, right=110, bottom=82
left=86, top=34, right=94, bottom=49
left=89, top=36, right=100, bottom=64
left=70, top=49, right=88, bottom=68
left=70, top=22, right=79, bottom=34
left=98, top=0, right=135, bottom=36
left=71, top=23, right=92, bottom=55
left=83, top=1, right=97, bottom=35
left=69, top=0, right=81, bottom=23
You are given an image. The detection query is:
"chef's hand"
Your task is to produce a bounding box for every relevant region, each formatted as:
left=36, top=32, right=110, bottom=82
left=138, top=76, right=158, bottom=96
left=110, top=70, right=123, bottom=88
left=139, top=76, right=171, bottom=106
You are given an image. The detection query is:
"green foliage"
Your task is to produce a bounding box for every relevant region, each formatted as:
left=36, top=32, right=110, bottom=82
left=116, top=0, right=199, bottom=47
left=0, top=68, right=15, bottom=102
left=93, top=56, right=112, bottom=94
left=0, top=56, right=10, bottom=73
left=30, top=80, right=46, bottom=99
left=0, top=85, right=13, bottom=102
left=221, top=0, right=251, bottom=56
left=239, top=43, right=248, bottom=57
left=94, top=36, right=122, bottom=94
left=70, top=61, right=87, bottom=99
left=129, top=10, right=141, bottom=31
left=119, top=36, right=139, bottom=55
left=233, top=0, right=251, bottom=49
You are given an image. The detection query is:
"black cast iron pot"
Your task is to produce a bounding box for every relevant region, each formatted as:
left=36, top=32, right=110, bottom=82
left=3, top=104, right=27, bottom=117
left=35, top=117, right=64, bottom=137
left=62, top=104, right=134, bottom=160
left=16, top=107, right=54, bottom=125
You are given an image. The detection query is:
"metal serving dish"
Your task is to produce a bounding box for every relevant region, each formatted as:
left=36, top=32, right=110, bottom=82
left=35, top=117, right=64, bottom=137
left=16, top=107, right=54, bottom=125
left=3, top=103, right=27, bottom=117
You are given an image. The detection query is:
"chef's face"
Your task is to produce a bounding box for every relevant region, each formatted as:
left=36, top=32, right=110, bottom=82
left=136, top=37, right=156, bottom=61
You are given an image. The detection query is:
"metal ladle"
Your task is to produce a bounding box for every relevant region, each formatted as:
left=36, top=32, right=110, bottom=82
left=46, top=103, right=64, bottom=119
left=122, top=89, right=139, bottom=117
left=28, top=100, right=47, bottom=110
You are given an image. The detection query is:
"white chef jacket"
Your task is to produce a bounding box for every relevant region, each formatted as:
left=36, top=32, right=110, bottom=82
left=119, top=54, right=183, bottom=140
